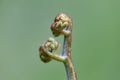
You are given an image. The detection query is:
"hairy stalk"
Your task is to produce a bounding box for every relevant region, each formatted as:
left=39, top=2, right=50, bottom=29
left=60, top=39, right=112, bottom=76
left=63, top=36, right=77, bottom=80
left=62, top=23, right=77, bottom=80
left=39, top=13, right=77, bottom=80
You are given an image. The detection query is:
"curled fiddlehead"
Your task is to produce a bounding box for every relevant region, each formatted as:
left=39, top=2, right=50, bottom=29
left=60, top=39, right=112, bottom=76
left=51, top=13, right=72, bottom=37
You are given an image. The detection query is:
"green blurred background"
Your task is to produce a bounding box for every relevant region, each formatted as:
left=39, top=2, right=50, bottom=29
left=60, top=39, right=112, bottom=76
left=0, top=0, right=119, bottom=80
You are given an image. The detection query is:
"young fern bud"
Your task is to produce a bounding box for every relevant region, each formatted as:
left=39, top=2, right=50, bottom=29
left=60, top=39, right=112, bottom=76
left=51, top=13, right=72, bottom=37
left=39, top=13, right=77, bottom=80
left=39, top=37, right=60, bottom=63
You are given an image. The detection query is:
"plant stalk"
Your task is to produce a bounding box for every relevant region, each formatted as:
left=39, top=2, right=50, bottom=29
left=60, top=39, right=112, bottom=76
left=62, top=33, right=77, bottom=80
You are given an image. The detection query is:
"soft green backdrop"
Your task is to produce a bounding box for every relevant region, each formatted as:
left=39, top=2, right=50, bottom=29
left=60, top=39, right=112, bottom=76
left=0, top=0, right=119, bottom=80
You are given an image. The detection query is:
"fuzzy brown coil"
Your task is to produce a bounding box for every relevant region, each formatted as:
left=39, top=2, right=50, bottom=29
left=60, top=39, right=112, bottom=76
left=51, top=13, right=72, bottom=37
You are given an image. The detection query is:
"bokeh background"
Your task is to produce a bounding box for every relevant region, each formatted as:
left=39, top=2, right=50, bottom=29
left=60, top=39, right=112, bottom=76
left=0, top=0, right=120, bottom=80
